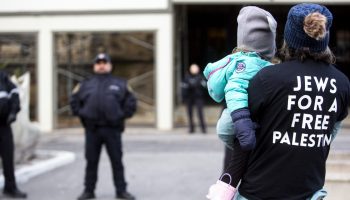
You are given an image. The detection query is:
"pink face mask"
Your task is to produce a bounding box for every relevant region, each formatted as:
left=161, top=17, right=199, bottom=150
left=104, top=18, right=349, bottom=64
left=206, top=173, right=236, bottom=200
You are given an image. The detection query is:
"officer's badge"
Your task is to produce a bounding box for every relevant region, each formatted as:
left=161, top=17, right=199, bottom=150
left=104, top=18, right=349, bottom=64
left=235, top=62, right=246, bottom=73
left=109, top=85, right=120, bottom=91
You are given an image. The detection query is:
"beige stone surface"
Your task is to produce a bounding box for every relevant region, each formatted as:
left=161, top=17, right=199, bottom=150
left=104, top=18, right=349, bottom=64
left=10, top=72, right=40, bottom=164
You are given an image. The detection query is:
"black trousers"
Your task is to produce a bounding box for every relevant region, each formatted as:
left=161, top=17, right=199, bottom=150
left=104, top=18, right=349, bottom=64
left=0, top=125, right=17, bottom=191
left=84, top=126, right=127, bottom=193
left=186, top=98, right=206, bottom=133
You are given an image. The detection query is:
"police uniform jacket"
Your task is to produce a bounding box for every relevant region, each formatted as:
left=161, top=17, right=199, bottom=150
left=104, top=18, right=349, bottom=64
left=70, top=73, right=137, bottom=129
left=0, top=71, right=20, bottom=125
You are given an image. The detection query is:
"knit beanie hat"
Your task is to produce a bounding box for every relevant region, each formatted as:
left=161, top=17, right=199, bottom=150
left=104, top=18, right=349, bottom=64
left=284, top=3, right=333, bottom=52
left=237, top=6, right=277, bottom=60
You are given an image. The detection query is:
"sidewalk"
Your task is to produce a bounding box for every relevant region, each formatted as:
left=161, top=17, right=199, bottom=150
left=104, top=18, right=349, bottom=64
left=341, top=116, right=350, bottom=129
left=1, top=126, right=350, bottom=200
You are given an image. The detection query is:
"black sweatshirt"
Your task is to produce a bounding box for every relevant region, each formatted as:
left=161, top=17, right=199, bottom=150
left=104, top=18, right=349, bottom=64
left=225, top=59, right=350, bottom=200
left=70, top=73, right=137, bottom=129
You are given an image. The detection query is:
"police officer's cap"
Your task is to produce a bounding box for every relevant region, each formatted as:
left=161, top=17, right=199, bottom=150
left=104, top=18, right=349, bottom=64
left=94, top=53, right=111, bottom=63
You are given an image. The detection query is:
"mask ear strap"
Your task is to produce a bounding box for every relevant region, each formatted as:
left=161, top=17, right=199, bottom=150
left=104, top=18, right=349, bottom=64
left=219, top=173, right=232, bottom=185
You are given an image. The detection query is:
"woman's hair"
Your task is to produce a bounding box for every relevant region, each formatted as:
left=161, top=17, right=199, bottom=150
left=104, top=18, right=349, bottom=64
left=278, top=42, right=335, bottom=64
left=279, top=12, right=336, bottom=64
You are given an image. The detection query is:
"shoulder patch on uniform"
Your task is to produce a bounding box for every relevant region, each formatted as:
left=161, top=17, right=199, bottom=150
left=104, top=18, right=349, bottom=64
left=72, top=83, right=81, bottom=94
left=235, top=62, right=246, bottom=73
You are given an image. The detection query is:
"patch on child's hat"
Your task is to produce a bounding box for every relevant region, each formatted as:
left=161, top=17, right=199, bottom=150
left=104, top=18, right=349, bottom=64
left=235, top=62, right=246, bottom=73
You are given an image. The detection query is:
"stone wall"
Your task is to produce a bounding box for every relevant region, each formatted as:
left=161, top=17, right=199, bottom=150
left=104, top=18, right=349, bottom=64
left=10, top=72, right=40, bottom=164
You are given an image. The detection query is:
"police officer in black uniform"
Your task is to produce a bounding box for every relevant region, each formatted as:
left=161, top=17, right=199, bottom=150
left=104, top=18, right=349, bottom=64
left=181, top=63, right=207, bottom=133
left=0, top=71, right=27, bottom=198
left=70, top=53, right=137, bottom=200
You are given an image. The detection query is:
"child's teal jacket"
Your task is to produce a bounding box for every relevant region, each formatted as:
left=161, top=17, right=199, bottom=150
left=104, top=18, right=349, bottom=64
left=203, top=52, right=272, bottom=112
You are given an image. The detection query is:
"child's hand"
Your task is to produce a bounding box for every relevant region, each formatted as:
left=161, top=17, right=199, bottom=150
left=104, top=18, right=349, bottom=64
left=206, top=180, right=236, bottom=200
left=231, top=108, right=257, bottom=150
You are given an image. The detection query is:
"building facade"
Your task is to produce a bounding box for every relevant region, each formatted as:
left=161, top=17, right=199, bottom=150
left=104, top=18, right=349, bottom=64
left=0, top=0, right=349, bottom=132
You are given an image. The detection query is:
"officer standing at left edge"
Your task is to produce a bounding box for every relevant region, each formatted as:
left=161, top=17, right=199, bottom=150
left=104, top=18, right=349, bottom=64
left=70, top=53, right=137, bottom=200
left=0, top=70, right=27, bottom=198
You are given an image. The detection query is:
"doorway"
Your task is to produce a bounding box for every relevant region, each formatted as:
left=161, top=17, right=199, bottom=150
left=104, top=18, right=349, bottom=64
left=174, top=4, right=350, bottom=126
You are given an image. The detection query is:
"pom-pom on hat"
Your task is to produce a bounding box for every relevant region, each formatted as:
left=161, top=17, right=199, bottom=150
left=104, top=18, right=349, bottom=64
left=284, top=3, right=333, bottom=52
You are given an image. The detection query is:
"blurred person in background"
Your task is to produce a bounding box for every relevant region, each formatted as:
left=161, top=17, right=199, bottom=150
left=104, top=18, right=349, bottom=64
left=70, top=53, right=137, bottom=200
left=181, top=63, right=207, bottom=134
left=0, top=70, right=27, bottom=198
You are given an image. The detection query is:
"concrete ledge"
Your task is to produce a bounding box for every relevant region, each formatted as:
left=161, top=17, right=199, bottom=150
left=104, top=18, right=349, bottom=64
left=0, top=150, right=76, bottom=188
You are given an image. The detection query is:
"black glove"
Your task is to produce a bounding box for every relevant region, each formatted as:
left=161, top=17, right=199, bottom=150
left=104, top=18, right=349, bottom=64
left=7, top=113, right=17, bottom=124
left=231, top=108, right=257, bottom=151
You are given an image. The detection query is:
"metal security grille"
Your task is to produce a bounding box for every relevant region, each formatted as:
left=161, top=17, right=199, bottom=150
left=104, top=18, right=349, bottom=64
left=54, top=32, right=155, bottom=128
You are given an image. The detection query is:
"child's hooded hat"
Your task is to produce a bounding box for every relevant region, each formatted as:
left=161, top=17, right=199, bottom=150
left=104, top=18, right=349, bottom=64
left=237, top=6, right=277, bottom=60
